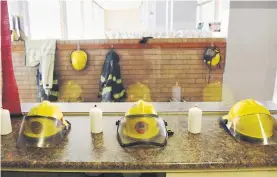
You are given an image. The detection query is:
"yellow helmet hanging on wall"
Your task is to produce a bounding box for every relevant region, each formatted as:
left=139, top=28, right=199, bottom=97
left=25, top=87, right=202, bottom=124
left=71, top=48, right=87, bottom=71
left=116, top=100, right=169, bottom=147
left=220, top=99, right=277, bottom=145
left=17, top=101, right=71, bottom=148
left=203, top=46, right=221, bottom=67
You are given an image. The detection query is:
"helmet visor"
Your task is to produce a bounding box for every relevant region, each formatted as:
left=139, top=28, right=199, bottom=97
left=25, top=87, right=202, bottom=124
left=17, top=116, right=71, bottom=148
left=116, top=114, right=168, bottom=147
left=221, top=114, right=277, bottom=145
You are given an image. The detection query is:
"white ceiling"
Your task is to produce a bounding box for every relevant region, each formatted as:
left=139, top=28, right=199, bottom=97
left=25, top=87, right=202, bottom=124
left=94, top=0, right=142, bottom=10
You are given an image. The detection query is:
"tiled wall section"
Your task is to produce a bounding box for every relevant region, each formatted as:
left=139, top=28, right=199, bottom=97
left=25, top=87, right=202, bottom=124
left=12, top=38, right=225, bottom=102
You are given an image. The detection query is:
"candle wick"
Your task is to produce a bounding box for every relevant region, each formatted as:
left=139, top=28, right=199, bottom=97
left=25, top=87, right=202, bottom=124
left=94, top=105, right=97, bottom=107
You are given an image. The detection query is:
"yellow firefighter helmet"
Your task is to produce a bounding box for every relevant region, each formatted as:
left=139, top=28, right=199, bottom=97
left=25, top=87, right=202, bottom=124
left=203, top=46, right=221, bottom=67
left=59, top=81, right=84, bottom=102
left=116, top=100, right=168, bottom=147
left=220, top=99, right=277, bottom=145
left=17, top=101, right=71, bottom=148
left=127, top=82, right=152, bottom=102
left=71, top=49, right=87, bottom=71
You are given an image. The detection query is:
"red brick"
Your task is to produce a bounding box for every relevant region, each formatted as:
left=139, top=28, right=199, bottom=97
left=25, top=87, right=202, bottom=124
left=169, top=60, right=183, bottom=65
left=196, top=79, right=206, bottom=83
left=12, top=39, right=226, bottom=102
left=176, top=54, right=191, bottom=59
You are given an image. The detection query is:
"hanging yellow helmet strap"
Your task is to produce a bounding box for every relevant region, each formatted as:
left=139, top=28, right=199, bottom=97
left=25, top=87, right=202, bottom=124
left=203, top=46, right=221, bottom=83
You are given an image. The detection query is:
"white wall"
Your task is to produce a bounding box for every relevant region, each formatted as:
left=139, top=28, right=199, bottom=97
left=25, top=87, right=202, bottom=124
left=218, top=0, right=230, bottom=37
left=104, top=9, right=142, bottom=32
left=7, top=1, right=30, bottom=36
left=223, top=1, right=277, bottom=103
left=154, top=1, right=197, bottom=31
left=172, top=1, right=197, bottom=30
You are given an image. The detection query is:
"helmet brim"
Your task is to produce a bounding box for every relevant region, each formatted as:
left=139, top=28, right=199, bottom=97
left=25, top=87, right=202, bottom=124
left=17, top=116, right=71, bottom=148
left=219, top=115, right=277, bottom=145
left=116, top=116, right=168, bottom=147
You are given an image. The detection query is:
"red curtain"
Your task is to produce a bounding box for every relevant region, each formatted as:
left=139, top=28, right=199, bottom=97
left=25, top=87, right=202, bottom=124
left=1, top=1, right=21, bottom=114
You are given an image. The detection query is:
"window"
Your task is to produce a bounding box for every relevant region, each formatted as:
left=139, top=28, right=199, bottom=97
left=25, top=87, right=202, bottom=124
left=8, top=0, right=105, bottom=40
left=8, top=0, right=229, bottom=39
left=28, top=0, right=61, bottom=39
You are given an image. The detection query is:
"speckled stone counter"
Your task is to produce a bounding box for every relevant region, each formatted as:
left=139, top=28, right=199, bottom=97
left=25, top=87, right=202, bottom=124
left=1, top=115, right=277, bottom=172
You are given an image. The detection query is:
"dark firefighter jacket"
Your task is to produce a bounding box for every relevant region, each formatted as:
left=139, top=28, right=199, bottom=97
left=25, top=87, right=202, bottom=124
left=99, top=49, right=126, bottom=102
left=37, top=69, right=59, bottom=102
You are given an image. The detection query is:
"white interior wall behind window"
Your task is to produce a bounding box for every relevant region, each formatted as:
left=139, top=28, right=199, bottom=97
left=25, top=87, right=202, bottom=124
left=66, top=1, right=82, bottom=39
left=8, top=1, right=31, bottom=37
left=83, top=1, right=94, bottom=39
left=9, top=0, right=105, bottom=40
left=92, top=3, right=105, bottom=39
left=104, top=9, right=141, bottom=33
left=28, top=0, right=61, bottom=39
left=200, top=1, right=215, bottom=23
left=66, top=1, right=104, bottom=39
left=173, top=1, right=197, bottom=30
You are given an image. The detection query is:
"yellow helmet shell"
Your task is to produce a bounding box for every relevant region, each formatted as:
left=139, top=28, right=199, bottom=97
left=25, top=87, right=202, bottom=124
left=125, top=100, right=157, bottom=116
left=123, top=117, right=160, bottom=140
left=71, top=50, right=87, bottom=71
left=202, top=82, right=222, bottom=101
left=204, top=47, right=221, bottom=66
left=127, top=82, right=152, bottom=102
left=28, top=101, right=68, bottom=126
left=122, top=100, right=160, bottom=140
left=20, top=101, right=71, bottom=142
left=223, top=99, right=275, bottom=139
left=59, top=81, right=83, bottom=102
left=210, top=50, right=220, bottom=66
left=117, top=100, right=168, bottom=146
left=227, top=99, right=270, bottom=122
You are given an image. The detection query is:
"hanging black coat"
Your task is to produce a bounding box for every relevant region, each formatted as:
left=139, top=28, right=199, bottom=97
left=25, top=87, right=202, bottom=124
left=99, top=49, right=126, bottom=102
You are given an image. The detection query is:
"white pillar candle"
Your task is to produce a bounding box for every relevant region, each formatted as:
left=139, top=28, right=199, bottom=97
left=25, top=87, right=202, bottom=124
left=90, top=105, right=103, bottom=134
left=1, top=108, right=12, bottom=135
left=188, top=105, right=202, bottom=134
left=172, top=82, right=181, bottom=102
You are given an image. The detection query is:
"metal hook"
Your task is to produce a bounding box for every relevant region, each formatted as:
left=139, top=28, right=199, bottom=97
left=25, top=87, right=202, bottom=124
left=211, top=42, right=214, bottom=47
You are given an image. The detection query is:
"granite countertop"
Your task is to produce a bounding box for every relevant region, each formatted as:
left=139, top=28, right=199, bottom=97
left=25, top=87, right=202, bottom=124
left=1, top=115, right=277, bottom=172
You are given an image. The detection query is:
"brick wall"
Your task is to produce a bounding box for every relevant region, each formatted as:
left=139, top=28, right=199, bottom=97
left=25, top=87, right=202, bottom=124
left=11, top=38, right=226, bottom=102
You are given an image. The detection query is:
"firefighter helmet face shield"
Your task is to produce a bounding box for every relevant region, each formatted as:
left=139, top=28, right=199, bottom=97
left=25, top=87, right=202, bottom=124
left=116, top=114, right=168, bottom=147
left=17, top=116, right=71, bottom=148
left=220, top=114, right=277, bottom=145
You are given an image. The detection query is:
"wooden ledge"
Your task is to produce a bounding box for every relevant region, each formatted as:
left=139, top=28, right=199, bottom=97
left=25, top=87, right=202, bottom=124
left=12, top=42, right=226, bottom=52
